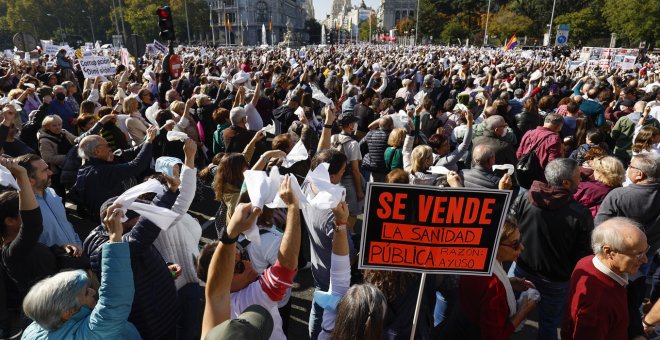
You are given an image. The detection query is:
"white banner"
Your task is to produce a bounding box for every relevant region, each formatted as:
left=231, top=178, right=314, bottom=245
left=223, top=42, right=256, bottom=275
left=153, top=40, right=168, bottom=54
left=43, top=44, right=61, bottom=55
left=80, top=55, right=115, bottom=78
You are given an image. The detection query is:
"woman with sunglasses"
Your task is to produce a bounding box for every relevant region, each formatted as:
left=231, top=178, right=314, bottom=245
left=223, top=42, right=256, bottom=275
left=450, top=217, right=538, bottom=340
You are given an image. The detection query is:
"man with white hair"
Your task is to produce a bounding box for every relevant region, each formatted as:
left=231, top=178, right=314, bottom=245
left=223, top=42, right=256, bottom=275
left=223, top=105, right=268, bottom=164
left=72, top=127, right=156, bottom=222
left=561, top=217, right=648, bottom=340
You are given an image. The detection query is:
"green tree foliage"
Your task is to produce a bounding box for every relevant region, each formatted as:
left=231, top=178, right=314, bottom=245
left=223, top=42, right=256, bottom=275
left=358, top=14, right=377, bottom=42
left=305, top=18, right=322, bottom=44
left=395, top=17, right=415, bottom=36
left=0, top=0, right=114, bottom=44
left=416, top=0, right=445, bottom=42
left=554, top=6, right=606, bottom=46
left=123, top=0, right=210, bottom=42
left=440, top=18, right=470, bottom=44
left=488, top=7, right=533, bottom=43
left=603, top=0, right=659, bottom=47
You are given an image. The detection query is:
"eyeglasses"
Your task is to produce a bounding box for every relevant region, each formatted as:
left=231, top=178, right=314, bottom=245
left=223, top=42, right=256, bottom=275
left=500, top=240, right=522, bottom=251
left=234, top=249, right=250, bottom=274
left=615, top=245, right=651, bottom=261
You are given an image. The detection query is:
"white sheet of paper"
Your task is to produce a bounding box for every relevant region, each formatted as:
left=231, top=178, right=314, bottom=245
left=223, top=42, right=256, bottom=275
left=304, top=163, right=345, bottom=210
left=0, top=165, right=20, bottom=191
left=428, top=166, right=450, bottom=175
left=267, top=174, right=308, bottom=208
left=145, top=102, right=161, bottom=127
left=112, top=179, right=179, bottom=230
left=167, top=130, right=188, bottom=142
left=282, top=140, right=308, bottom=168
left=244, top=167, right=282, bottom=247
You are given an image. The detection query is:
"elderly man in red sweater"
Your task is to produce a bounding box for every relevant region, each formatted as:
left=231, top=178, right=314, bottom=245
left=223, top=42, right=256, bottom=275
left=561, top=217, right=649, bottom=340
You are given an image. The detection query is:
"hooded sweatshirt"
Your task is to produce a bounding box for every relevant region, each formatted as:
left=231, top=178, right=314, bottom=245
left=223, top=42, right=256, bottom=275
left=511, top=181, right=594, bottom=281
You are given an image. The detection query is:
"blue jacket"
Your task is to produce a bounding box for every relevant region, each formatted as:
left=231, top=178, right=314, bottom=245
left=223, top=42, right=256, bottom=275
left=36, top=187, right=81, bottom=247
left=47, top=100, right=76, bottom=133
left=22, top=242, right=142, bottom=339
left=83, top=190, right=181, bottom=340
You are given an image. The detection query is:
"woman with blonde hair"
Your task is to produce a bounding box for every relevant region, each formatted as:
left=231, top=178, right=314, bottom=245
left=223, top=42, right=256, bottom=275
left=573, top=156, right=625, bottom=218
left=383, top=128, right=406, bottom=171
left=123, top=96, right=149, bottom=145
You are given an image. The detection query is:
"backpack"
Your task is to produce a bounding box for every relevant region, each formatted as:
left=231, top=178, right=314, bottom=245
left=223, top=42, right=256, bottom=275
left=331, top=134, right=354, bottom=154
left=515, top=137, right=549, bottom=189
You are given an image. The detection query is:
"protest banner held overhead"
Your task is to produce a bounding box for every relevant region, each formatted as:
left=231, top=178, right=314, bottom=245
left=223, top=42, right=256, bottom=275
left=79, top=55, right=115, bottom=78
left=359, top=183, right=512, bottom=276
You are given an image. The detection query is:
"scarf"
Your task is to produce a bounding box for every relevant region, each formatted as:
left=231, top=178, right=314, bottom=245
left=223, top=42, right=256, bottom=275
left=493, top=261, right=517, bottom=317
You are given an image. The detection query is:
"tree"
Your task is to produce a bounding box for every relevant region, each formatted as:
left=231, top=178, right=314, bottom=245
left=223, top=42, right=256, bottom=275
left=416, top=0, right=445, bottom=42
left=395, top=16, right=415, bottom=37
left=488, top=7, right=533, bottom=43
left=305, top=18, right=322, bottom=44
left=358, top=14, right=377, bottom=42
left=554, top=6, right=606, bottom=46
left=440, top=17, right=470, bottom=44
left=603, top=0, right=659, bottom=47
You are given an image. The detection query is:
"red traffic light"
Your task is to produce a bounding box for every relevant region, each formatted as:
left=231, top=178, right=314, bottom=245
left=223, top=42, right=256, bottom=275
left=157, top=9, right=169, bottom=18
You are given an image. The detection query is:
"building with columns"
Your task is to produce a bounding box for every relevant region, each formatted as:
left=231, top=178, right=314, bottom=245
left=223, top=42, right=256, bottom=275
left=207, top=0, right=313, bottom=46
left=378, top=0, right=416, bottom=31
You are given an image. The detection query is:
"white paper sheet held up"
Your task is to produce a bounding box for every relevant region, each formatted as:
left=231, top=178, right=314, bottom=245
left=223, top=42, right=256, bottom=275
left=282, top=140, right=308, bottom=168
left=0, top=164, right=20, bottom=191
left=112, top=179, right=179, bottom=230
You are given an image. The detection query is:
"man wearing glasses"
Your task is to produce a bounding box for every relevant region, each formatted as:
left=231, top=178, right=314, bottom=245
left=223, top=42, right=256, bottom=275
left=596, top=153, right=660, bottom=339
left=562, top=217, right=648, bottom=340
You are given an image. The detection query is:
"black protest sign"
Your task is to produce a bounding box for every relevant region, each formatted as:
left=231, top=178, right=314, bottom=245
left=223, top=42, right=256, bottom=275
left=358, top=183, right=512, bottom=275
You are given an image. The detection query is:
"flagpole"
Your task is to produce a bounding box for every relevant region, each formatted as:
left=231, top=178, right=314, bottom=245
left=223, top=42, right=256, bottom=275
left=210, top=3, right=215, bottom=46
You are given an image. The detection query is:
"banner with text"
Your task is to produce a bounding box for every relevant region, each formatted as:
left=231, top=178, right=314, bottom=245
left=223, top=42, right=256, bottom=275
left=80, top=55, right=115, bottom=78
left=359, top=183, right=512, bottom=275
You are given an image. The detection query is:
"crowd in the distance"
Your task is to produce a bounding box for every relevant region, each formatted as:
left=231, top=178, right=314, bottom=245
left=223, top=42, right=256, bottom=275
left=0, top=42, right=659, bottom=340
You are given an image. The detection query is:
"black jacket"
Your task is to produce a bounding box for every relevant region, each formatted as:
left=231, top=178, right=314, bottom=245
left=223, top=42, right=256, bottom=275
left=511, top=181, right=594, bottom=281
left=515, top=111, right=543, bottom=141
left=83, top=190, right=181, bottom=340
left=470, top=130, right=518, bottom=168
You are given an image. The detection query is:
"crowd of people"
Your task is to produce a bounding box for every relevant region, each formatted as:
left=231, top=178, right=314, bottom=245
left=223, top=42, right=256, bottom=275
left=0, top=42, right=659, bottom=340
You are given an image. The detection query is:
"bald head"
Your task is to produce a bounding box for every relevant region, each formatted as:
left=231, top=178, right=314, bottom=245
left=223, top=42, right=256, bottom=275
left=379, top=116, right=393, bottom=130
left=472, top=143, right=496, bottom=168
left=634, top=101, right=647, bottom=113
left=592, top=217, right=646, bottom=257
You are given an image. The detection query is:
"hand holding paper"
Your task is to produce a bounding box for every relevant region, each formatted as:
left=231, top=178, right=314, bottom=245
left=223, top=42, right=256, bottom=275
left=304, top=163, right=346, bottom=210
left=112, top=179, right=180, bottom=230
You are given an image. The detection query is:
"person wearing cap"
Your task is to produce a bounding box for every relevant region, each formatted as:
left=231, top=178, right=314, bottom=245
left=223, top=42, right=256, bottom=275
left=199, top=176, right=301, bottom=340
left=204, top=304, right=273, bottom=340
left=330, top=111, right=364, bottom=230
left=83, top=172, right=182, bottom=340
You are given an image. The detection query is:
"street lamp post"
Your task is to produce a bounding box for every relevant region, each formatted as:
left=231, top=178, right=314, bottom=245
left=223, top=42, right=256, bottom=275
left=414, top=0, right=420, bottom=46
left=81, top=10, right=96, bottom=43
left=184, top=0, right=191, bottom=44
left=483, top=0, right=492, bottom=45
left=547, top=0, right=557, bottom=46
left=46, top=13, right=64, bottom=43
left=209, top=2, right=215, bottom=46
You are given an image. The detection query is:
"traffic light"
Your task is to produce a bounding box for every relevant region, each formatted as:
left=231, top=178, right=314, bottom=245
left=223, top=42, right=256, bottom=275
left=156, top=6, right=175, bottom=41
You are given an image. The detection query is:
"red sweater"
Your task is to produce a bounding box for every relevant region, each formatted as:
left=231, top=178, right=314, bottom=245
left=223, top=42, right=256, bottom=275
left=561, top=255, right=628, bottom=340
left=516, top=126, right=562, bottom=168
left=460, top=275, right=515, bottom=340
